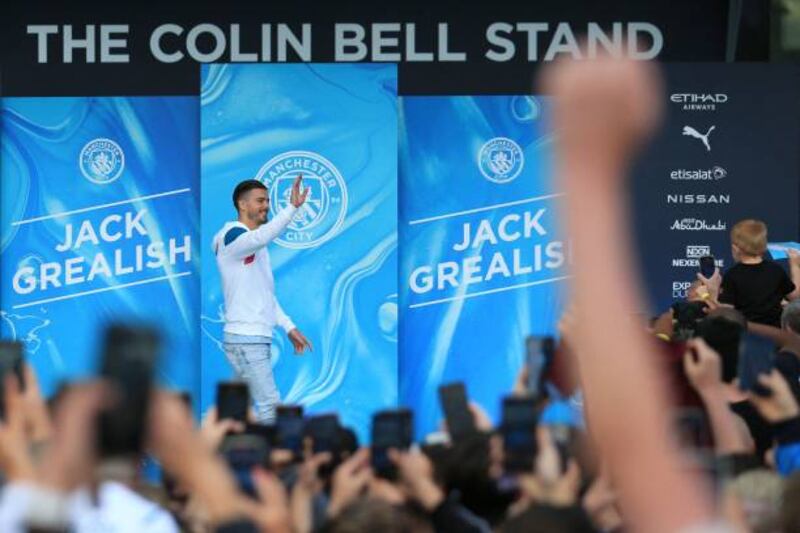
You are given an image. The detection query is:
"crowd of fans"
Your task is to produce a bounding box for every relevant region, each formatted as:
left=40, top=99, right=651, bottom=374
left=1, top=55, right=800, bottom=532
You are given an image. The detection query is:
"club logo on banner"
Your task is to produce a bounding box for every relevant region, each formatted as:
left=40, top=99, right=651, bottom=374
left=255, top=150, right=348, bottom=249
left=478, top=137, right=524, bottom=183
left=79, top=138, right=125, bottom=185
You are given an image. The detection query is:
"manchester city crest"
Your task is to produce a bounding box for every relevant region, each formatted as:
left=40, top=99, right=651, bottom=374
left=79, top=138, right=125, bottom=185
left=255, top=151, right=348, bottom=249
left=478, top=137, right=524, bottom=184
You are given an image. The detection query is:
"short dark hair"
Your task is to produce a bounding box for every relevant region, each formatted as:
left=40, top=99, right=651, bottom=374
left=232, top=180, right=267, bottom=211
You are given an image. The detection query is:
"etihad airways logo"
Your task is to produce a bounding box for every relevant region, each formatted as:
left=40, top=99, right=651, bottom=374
left=666, top=194, right=730, bottom=205
left=670, top=166, right=726, bottom=181
left=670, top=93, right=728, bottom=111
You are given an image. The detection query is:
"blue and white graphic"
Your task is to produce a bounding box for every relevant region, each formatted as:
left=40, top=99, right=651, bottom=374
left=0, top=97, right=200, bottom=398
left=400, top=96, right=568, bottom=437
left=201, top=64, right=398, bottom=442
left=255, top=150, right=348, bottom=249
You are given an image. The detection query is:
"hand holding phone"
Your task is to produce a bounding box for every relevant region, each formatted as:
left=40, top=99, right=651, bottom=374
left=737, top=333, right=776, bottom=396
left=220, top=433, right=270, bottom=497
left=0, top=341, right=25, bottom=420
left=276, top=405, right=304, bottom=457
left=438, top=383, right=476, bottom=441
left=699, top=255, right=716, bottom=279
left=98, top=324, right=160, bottom=457
left=501, top=396, right=538, bottom=473
left=371, top=409, right=413, bottom=479
left=526, top=336, right=555, bottom=399
left=217, top=382, right=249, bottom=422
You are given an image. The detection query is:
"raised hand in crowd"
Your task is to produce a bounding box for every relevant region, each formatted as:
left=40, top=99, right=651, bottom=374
left=542, top=51, right=716, bottom=532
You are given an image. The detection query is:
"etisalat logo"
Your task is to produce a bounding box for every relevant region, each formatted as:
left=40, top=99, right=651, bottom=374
left=670, top=218, right=727, bottom=231
left=672, top=245, right=725, bottom=268
left=670, top=166, right=727, bottom=181
left=670, top=93, right=728, bottom=111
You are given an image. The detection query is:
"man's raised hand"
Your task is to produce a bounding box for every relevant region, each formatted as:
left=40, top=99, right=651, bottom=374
left=290, top=174, right=309, bottom=208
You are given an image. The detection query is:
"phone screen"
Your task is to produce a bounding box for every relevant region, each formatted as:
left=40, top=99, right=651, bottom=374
left=699, top=255, right=716, bottom=279
left=217, top=382, right=249, bottom=422
left=438, top=382, right=476, bottom=441
left=502, top=396, right=538, bottom=473
left=220, top=434, right=270, bottom=497
left=737, top=333, right=776, bottom=395
left=307, top=414, right=339, bottom=454
left=371, top=409, right=413, bottom=478
left=0, top=341, right=24, bottom=419
left=276, top=405, right=304, bottom=455
left=98, top=324, right=159, bottom=457
left=526, top=336, right=555, bottom=398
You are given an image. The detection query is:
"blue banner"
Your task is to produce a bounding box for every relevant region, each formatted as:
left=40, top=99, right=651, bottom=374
left=0, top=97, right=200, bottom=397
left=399, top=96, right=568, bottom=436
left=200, top=64, right=398, bottom=442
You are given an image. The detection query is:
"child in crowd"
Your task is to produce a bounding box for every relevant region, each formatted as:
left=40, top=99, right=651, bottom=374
left=716, top=219, right=800, bottom=327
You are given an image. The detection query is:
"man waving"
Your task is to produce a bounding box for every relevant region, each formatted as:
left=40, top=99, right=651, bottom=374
left=213, top=175, right=313, bottom=422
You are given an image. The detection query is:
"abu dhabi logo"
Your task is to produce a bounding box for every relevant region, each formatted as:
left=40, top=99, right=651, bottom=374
left=670, top=218, right=727, bottom=232
left=255, top=151, right=348, bottom=249
left=478, top=137, right=524, bottom=184
left=79, top=138, right=125, bottom=184
left=682, top=125, right=715, bottom=152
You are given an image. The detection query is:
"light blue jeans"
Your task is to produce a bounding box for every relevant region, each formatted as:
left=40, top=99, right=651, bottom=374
left=223, top=337, right=280, bottom=423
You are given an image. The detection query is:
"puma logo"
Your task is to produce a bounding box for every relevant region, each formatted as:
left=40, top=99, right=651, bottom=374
left=682, top=125, right=715, bottom=152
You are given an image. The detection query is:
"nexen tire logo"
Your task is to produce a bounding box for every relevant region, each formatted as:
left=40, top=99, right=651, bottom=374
left=686, top=246, right=710, bottom=258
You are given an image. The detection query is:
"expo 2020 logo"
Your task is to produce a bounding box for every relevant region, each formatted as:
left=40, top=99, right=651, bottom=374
left=478, top=137, right=524, bottom=184
left=79, top=138, right=125, bottom=185
left=255, top=151, right=348, bottom=249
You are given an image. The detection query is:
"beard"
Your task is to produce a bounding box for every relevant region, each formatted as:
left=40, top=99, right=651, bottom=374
left=248, top=210, right=268, bottom=226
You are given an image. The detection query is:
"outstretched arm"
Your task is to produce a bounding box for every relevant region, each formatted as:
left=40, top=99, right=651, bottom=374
left=542, top=54, right=715, bottom=532
left=220, top=175, right=309, bottom=259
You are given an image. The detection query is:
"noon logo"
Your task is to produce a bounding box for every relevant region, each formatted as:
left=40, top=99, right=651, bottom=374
left=79, top=138, right=125, bottom=184
left=255, top=151, right=348, bottom=249
left=478, top=137, right=524, bottom=184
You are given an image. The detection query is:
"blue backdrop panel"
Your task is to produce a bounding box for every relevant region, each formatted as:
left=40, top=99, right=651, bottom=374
left=0, top=97, right=200, bottom=397
left=200, top=64, right=398, bottom=442
left=399, top=96, right=568, bottom=437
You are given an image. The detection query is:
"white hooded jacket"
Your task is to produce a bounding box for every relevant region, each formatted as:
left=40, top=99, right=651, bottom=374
left=211, top=205, right=297, bottom=338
